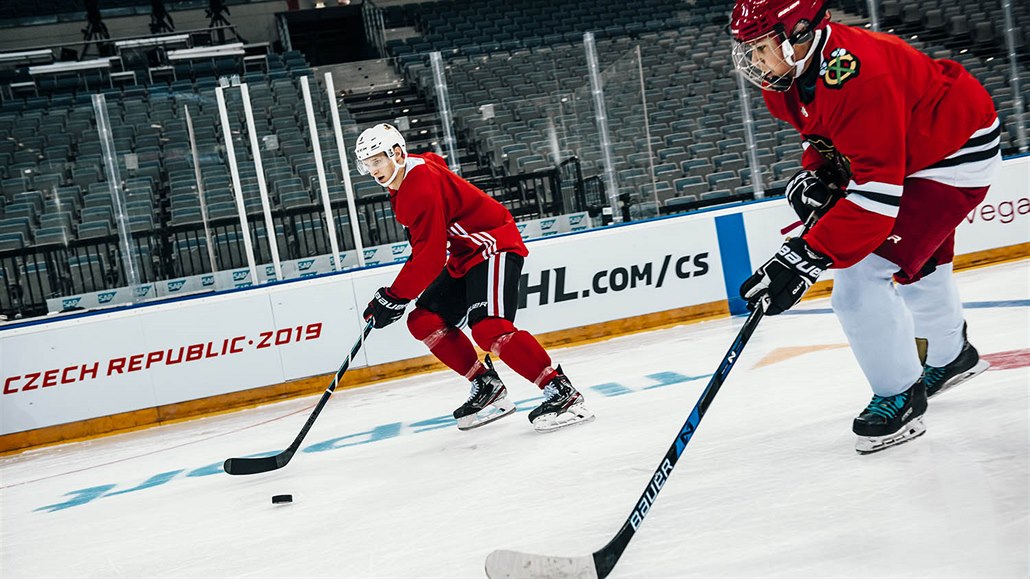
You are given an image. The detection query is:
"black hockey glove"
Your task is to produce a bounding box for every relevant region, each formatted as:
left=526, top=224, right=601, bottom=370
left=784, top=169, right=845, bottom=227
left=740, top=237, right=832, bottom=315
left=363, top=287, right=410, bottom=329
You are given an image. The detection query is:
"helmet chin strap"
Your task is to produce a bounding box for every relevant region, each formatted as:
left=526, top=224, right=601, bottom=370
left=377, top=157, right=404, bottom=187
left=780, top=28, right=822, bottom=78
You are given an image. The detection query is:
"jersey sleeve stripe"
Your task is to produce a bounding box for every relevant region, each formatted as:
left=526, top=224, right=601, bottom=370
left=845, top=179, right=903, bottom=198
left=843, top=179, right=903, bottom=216
left=846, top=191, right=901, bottom=218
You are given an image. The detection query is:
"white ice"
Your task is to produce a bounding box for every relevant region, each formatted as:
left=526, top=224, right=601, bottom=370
left=3, top=260, right=1028, bottom=578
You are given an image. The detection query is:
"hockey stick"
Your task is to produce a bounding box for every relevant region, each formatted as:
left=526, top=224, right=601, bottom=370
left=223, top=320, right=374, bottom=475
left=485, top=303, right=766, bottom=579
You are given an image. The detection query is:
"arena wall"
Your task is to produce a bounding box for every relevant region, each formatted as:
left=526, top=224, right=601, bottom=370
left=1, top=154, right=1027, bottom=453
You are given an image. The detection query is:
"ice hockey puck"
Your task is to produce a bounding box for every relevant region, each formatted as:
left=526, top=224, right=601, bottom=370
left=272, top=494, right=293, bottom=504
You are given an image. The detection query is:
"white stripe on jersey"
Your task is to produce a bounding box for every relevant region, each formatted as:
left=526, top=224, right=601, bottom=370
left=844, top=179, right=903, bottom=219
left=907, top=118, right=1001, bottom=188
left=451, top=222, right=498, bottom=260
left=846, top=179, right=904, bottom=198
left=847, top=192, right=901, bottom=218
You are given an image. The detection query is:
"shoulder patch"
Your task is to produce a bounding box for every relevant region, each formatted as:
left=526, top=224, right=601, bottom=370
left=820, top=48, right=860, bottom=89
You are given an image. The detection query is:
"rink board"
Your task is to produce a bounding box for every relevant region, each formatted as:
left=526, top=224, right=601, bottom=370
left=1, top=155, right=1027, bottom=448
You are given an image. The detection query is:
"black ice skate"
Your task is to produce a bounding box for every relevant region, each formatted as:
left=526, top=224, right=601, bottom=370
left=922, top=324, right=990, bottom=398
left=453, top=355, right=515, bottom=430
left=853, top=380, right=928, bottom=454
left=528, top=366, right=595, bottom=433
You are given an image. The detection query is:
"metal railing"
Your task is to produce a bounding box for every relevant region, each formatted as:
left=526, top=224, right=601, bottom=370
left=0, top=157, right=589, bottom=319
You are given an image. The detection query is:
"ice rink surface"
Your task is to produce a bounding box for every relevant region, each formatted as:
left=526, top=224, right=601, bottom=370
left=2, top=260, right=1027, bottom=579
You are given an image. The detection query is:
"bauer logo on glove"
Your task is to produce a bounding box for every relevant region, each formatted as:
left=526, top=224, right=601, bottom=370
left=363, top=287, right=410, bottom=329
left=740, top=237, right=832, bottom=315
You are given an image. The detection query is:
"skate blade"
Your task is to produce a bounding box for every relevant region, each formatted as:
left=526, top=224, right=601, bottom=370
left=855, top=417, right=926, bottom=454
left=532, top=403, right=596, bottom=433
left=457, top=400, right=516, bottom=431
left=929, top=359, right=990, bottom=399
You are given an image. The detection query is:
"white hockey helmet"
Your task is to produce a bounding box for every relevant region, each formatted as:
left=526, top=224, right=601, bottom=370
left=355, top=123, right=407, bottom=186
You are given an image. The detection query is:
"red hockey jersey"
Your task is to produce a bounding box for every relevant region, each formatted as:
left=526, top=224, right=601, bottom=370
left=763, top=23, right=998, bottom=268
left=386, top=152, right=528, bottom=300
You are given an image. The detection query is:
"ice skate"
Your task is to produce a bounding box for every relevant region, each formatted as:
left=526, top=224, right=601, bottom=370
left=853, top=380, right=928, bottom=454
left=922, top=324, right=989, bottom=398
left=453, top=355, right=515, bottom=430
left=528, top=366, right=595, bottom=433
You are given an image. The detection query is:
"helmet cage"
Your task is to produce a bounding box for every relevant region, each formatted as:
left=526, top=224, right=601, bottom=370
left=731, top=21, right=822, bottom=92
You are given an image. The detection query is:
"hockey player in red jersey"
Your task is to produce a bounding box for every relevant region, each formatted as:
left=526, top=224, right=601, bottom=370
left=730, top=0, right=997, bottom=453
left=355, top=124, right=594, bottom=433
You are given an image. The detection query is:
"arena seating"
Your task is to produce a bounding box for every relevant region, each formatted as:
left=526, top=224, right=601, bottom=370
left=0, top=0, right=1026, bottom=319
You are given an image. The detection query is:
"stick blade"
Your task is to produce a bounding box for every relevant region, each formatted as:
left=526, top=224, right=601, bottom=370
left=223, top=450, right=293, bottom=475
left=485, top=550, right=598, bottom=579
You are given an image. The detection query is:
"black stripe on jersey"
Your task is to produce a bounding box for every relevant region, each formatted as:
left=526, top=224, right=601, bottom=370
left=962, top=124, right=1001, bottom=149
left=850, top=189, right=902, bottom=207
left=926, top=144, right=1000, bottom=170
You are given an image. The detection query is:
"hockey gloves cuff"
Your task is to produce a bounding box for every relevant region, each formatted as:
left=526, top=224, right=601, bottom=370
left=364, top=287, right=410, bottom=329
left=740, top=237, right=831, bottom=315
left=785, top=169, right=845, bottom=227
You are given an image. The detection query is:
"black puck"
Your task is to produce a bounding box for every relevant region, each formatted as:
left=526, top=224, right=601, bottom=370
left=272, top=494, right=293, bottom=504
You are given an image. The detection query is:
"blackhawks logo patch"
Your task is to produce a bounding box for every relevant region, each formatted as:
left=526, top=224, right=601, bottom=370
left=820, top=48, right=860, bottom=89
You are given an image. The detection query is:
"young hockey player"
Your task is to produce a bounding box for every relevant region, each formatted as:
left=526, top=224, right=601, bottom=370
left=730, top=0, right=997, bottom=452
left=355, top=123, right=594, bottom=433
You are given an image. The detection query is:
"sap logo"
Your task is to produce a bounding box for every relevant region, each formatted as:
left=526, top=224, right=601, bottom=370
left=300, top=272, right=318, bottom=278
left=201, top=276, right=215, bottom=287
left=569, top=215, right=585, bottom=226
left=517, top=223, right=528, bottom=233
left=62, top=297, right=82, bottom=309
left=391, top=244, right=408, bottom=256
left=363, top=249, right=378, bottom=260
left=232, top=271, right=250, bottom=281
left=166, top=280, right=186, bottom=293
left=235, top=282, right=253, bottom=288
left=134, top=286, right=152, bottom=298
left=366, top=260, right=380, bottom=266
left=264, top=265, right=276, bottom=276
left=97, top=291, right=117, bottom=304
left=540, top=219, right=557, bottom=231
left=298, top=259, right=316, bottom=271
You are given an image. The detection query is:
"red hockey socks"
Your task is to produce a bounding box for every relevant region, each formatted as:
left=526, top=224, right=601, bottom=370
left=407, top=307, right=483, bottom=379
left=471, top=317, right=557, bottom=388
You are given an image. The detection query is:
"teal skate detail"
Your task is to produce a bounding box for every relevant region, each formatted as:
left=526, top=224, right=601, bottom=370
left=862, top=392, right=911, bottom=420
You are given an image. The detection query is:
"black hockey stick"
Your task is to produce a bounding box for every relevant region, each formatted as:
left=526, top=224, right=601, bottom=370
left=223, top=320, right=374, bottom=476
left=485, top=303, right=767, bottom=578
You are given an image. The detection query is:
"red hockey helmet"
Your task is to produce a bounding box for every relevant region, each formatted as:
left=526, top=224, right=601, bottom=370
left=730, top=0, right=828, bottom=91
left=730, top=0, right=828, bottom=43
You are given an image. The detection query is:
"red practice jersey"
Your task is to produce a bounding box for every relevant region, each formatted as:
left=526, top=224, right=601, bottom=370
left=386, top=152, right=528, bottom=300
left=763, top=23, right=998, bottom=268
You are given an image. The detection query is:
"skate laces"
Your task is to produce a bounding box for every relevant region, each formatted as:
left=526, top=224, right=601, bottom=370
left=465, top=380, right=482, bottom=404
left=921, top=365, right=948, bottom=387
left=541, top=383, right=559, bottom=402
left=864, top=392, right=908, bottom=419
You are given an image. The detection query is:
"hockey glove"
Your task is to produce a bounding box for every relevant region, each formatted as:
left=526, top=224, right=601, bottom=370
left=740, top=237, right=831, bottom=315
left=784, top=169, right=845, bottom=227
left=363, top=287, right=410, bottom=329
